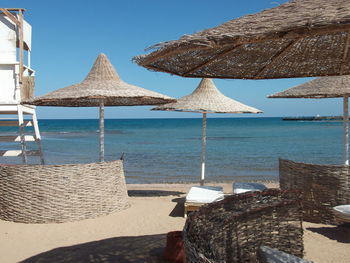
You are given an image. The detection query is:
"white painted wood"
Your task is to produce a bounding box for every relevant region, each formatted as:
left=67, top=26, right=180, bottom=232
left=0, top=150, right=40, bottom=157
left=0, top=135, right=35, bottom=142
left=0, top=150, right=22, bottom=156
left=0, top=104, right=44, bottom=163
left=0, top=13, right=43, bottom=164
left=14, top=64, right=21, bottom=101
left=22, top=18, right=32, bottom=51
left=28, top=50, right=31, bottom=68
left=0, top=65, right=17, bottom=102
left=344, top=96, right=349, bottom=165
left=0, top=104, right=36, bottom=114
left=0, top=61, right=18, bottom=65
left=32, top=111, right=41, bottom=140
left=0, top=14, right=33, bottom=103
left=17, top=104, right=27, bottom=163
left=32, top=110, right=44, bottom=164
left=0, top=14, right=19, bottom=102
left=23, top=65, right=35, bottom=76
left=0, top=14, right=16, bottom=62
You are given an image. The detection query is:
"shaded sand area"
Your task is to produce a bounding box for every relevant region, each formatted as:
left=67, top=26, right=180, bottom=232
left=0, top=183, right=349, bottom=262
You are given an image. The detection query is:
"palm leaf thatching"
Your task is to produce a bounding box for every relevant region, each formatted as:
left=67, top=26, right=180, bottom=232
left=153, top=78, right=262, bottom=113
left=134, top=0, right=350, bottom=79
left=268, top=75, right=350, bottom=98
left=26, top=53, right=175, bottom=107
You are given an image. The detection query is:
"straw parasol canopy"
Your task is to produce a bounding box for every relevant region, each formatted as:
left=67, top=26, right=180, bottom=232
left=154, top=78, right=262, bottom=114
left=134, top=0, right=350, bottom=79
left=25, top=53, right=175, bottom=162
left=27, top=53, right=175, bottom=107
left=268, top=75, right=350, bottom=165
left=153, top=78, right=262, bottom=185
left=268, top=76, right=350, bottom=99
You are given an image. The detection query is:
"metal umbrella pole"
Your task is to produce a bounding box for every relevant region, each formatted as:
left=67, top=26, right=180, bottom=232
left=99, top=100, right=105, bottom=162
left=200, top=112, right=207, bottom=186
left=344, top=96, right=349, bottom=165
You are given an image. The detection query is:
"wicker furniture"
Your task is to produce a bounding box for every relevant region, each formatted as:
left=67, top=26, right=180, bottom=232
left=183, top=189, right=304, bottom=263
left=279, top=159, right=350, bottom=225
left=0, top=160, right=130, bottom=223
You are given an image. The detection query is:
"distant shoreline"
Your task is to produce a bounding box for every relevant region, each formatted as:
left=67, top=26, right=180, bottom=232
left=283, top=116, right=345, bottom=121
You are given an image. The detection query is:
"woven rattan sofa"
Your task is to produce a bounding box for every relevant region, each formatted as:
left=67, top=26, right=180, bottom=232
left=0, top=160, right=129, bottom=223
left=183, top=189, right=304, bottom=263
left=279, top=158, right=350, bottom=225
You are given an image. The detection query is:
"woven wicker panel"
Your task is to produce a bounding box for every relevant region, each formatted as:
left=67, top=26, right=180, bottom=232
left=183, top=189, right=303, bottom=263
left=0, top=160, right=130, bottom=224
left=21, top=76, right=35, bottom=101
left=279, top=159, right=350, bottom=225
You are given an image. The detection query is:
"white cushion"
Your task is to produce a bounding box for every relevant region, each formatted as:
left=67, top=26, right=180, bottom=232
left=333, top=205, right=350, bottom=216
left=186, top=186, right=224, bottom=203
left=233, top=182, right=267, bottom=194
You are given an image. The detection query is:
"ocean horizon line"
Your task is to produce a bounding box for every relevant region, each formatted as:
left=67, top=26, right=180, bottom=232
left=36, top=116, right=285, bottom=121
left=34, top=115, right=344, bottom=121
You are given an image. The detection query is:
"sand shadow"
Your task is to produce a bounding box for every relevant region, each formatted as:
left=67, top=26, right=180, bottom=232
left=21, top=234, right=167, bottom=263
left=128, top=190, right=184, bottom=197
left=306, top=225, right=350, bottom=243
left=169, top=197, right=186, bottom=218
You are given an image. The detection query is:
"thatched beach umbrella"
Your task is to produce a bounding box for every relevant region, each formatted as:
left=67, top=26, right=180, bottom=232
left=269, top=76, right=350, bottom=165
left=25, top=53, right=175, bottom=162
left=134, top=0, right=350, bottom=79
left=152, top=78, right=262, bottom=185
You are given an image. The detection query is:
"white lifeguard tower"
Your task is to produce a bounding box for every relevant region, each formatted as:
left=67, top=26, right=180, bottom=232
left=0, top=8, right=44, bottom=164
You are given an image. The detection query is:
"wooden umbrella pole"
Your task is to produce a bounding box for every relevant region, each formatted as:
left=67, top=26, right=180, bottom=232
left=99, top=100, right=105, bottom=162
left=344, top=96, right=349, bottom=165
left=200, top=112, right=207, bottom=186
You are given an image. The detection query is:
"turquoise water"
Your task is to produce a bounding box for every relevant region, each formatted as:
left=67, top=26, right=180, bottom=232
left=0, top=117, right=344, bottom=183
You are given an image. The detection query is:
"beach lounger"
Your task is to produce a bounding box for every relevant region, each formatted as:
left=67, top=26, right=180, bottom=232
left=184, top=186, right=224, bottom=217
left=258, top=246, right=314, bottom=263
left=233, top=182, right=267, bottom=194
left=333, top=205, right=350, bottom=224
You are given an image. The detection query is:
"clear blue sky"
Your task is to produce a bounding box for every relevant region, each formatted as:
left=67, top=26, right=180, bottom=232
left=2, top=0, right=342, bottom=119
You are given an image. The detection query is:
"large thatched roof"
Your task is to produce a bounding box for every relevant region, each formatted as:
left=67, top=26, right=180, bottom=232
left=152, top=78, right=262, bottom=114
left=134, top=0, right=350, bottom=79
left=268, top=76, right=350, bottom=98
left=25, top=53, right=175, bottom=107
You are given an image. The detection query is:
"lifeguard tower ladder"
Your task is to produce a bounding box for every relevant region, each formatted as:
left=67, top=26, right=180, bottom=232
left=0, top=8, right=44, bottom=164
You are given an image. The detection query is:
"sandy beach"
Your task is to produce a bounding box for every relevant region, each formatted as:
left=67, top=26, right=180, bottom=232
left=0, top=182, right=349, bottom=263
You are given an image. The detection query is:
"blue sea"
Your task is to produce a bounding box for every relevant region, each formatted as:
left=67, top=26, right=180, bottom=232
left=0, top=117, right=345, bottom=183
